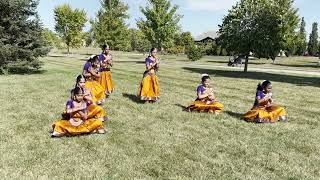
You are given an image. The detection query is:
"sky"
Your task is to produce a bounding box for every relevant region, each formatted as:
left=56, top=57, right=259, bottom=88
left=37, top=0, right=320, bottom=37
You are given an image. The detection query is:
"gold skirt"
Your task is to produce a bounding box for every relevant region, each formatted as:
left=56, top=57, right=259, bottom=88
left=52, top=118, right=104, bottom=136
left=98, top=70, right=114, bottom=95
left=187, top=101, right=224, bottom=113
left=85, top=80, right=106, bottom=103
left=87, top=104, right=107, bottom=120
left=243, top=105, right=286, bottom=123
left=138, top=74, right=160, bottom=101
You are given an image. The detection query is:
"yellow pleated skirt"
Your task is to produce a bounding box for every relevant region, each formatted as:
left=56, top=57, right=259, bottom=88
left=243, top=105, right=286, bottom=123
left=98, top=70, right=114, bottom=95
left=87, top=104, right=107, bottom=120
left=138, top=74, right=160, bottom=101
left=52, top=118, right=104, bottom=136
left=187, top=101, right=224, bottom=113
left=85, top=80, right=105, bottom=103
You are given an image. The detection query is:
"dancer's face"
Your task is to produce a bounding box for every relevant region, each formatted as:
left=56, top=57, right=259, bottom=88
left=265, top=84, right=272, bottom=93
left=203, top=79, right=210, bottom=87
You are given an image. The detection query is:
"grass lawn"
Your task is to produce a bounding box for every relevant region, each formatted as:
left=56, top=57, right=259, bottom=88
left=0, top=48, right=319, bottom=179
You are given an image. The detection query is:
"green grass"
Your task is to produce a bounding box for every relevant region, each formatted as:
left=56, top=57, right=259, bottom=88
left=0, top=48, right=320, bottom=179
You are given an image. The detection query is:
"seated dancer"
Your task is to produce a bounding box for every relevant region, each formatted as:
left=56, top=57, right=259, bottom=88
left=51, top=87, right=106, bottom=137
left=75, top=75, right=108, bottom=122
left=82, top=55, right=105, bottom=105
left=243, top=80, right=287, bottom=123
left=186, top=74, right=224, bottom=114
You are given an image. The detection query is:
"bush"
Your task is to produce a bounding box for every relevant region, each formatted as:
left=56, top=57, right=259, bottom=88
left=167, top=46, right=185, bottom=55
left=187, top=45, right=203, bottom=61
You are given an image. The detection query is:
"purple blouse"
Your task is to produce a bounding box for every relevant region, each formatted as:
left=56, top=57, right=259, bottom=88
left=253, top=91, right=266, bottom=107
left=66, top=100, right=75, bottom=109
left=98, top=54, right=105, bottom=62
left=99, top=53, right=112, bottom=71
left=145, top=57, right=154, bottom=66
left=83, top=62, right=91, bottom=71
left=66, top=100, right=87, bottom=113
left=196, top=85, right=206, bottom=94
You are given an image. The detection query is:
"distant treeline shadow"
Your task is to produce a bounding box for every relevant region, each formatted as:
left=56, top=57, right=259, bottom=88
left=183, top=67, right=320, bottom=87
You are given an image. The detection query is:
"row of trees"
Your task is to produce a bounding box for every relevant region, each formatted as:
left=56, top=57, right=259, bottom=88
left=50, top=0, right=317, bottom=57
left=1, top=0, right=318, bottom=73
left=48, top=0, right=189, bottom=53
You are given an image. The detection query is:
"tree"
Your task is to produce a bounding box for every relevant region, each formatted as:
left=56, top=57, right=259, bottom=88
left=174, top=31, right=194, bottom=53
left=0, top=0, right=49, bottom=74
left=42, top=28, right=66, bottom=49
left=54, top=4, right=87, bottom=53
left=280, top=0, right=300, bottom=57
left=137, top=0, right=182, bottom=51
left=129, top=28, right=151, bottom=53
left=219, top=0, right=299, bottom=72
left=91, top=0, right=131, bottom=51
left=307, top=22, right=318, bottom=56
left=296, top=17, right=307, bottom=55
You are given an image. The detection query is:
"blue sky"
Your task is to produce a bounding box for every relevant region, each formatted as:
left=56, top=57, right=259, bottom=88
left=37, top=0, right=319, bottom=37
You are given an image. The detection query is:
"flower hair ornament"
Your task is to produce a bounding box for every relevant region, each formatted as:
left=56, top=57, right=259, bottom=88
left=201, top=74, right=216, bottom=78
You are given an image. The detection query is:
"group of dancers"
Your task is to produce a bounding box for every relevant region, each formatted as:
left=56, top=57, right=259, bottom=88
left=51, top=46, right=287, bottom=137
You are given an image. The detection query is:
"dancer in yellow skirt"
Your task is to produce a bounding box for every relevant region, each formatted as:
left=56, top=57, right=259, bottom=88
left=52, top=87, right=106, bottom=137
left=75, top=75, right=108, bottom=122
left=83, top=55, right=106, bottom=105
left=138, top=48, right=160, bottom=103
left=243, top=80, right=287, bottom=123
left=186, top=74, right=224, bottom=114
left=98, top=45, right=114, bottom=96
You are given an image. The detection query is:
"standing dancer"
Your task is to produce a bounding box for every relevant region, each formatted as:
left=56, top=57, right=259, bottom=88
left=98, top=45, right=115, bottom=97
left=138, top=48, right=160, bottom=103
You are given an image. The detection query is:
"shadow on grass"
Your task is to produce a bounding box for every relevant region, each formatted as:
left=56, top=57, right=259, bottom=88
left=174, top=104, right=188, bottom=111
left=3, top=69, right=47, bottom=75
left=273, top=63, right=320, bottom=69
left=48, top=54, right=67, bottom=58
left=205, top=60, right=268, bottom=65
left=122, top=93, right=145, bottom=104
left=183, top=67, right=320, bottom=87
left=225, top=111, right=243, bottom=119
left=117, top=61, right=145, bottom=64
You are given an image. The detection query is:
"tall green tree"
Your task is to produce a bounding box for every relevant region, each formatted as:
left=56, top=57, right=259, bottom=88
left=307, top=22, right=318, bottom=56
left=42, top=28, right=66, bottom=49
left=169, top=31, right=195, bottom=54
left=54, top=4, right=87, bottom=53
left=91, top=0, right=131, bottom=51
left=219, top=0, right=299, bottom=72
left=280, top=0, right=300, bottom=56
left=175, top=32, right=194, bottom=49
left=137, top=0, right=182, bottom=51
left=129, top=29, right=151, bottom=53
left=296, top=17, right=307, bottom=55
left=0, top=0, right=49, bottom=74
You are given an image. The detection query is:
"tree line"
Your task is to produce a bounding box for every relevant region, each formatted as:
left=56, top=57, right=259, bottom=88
left=1, top=0, right=319, bottom=73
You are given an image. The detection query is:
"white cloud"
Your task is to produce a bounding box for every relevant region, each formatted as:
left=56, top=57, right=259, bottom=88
left=186, top=0, right=238, bottom=11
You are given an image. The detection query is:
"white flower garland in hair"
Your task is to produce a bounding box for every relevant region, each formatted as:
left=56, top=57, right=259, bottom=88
left=201, top=73, right=209, bottom=77
left=260, top=80, right=267, bottom=86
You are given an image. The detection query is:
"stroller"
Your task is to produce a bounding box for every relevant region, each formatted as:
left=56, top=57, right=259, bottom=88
left=228, top=55, right=245, bottom=67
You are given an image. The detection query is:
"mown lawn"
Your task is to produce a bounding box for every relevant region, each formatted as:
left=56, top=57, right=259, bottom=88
left=0, top=48, right=319, bottom=179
